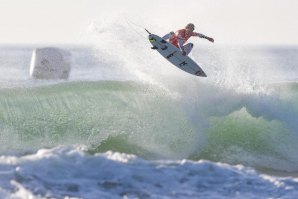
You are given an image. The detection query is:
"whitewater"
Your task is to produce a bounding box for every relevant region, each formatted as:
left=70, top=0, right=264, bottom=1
left=1, top=19, right=298, bottom=198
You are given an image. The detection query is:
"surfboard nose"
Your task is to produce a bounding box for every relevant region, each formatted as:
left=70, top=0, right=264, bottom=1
left=195, top=70, right=207, bottom=77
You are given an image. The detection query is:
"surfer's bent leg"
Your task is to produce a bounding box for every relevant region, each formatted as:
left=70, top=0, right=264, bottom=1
left=162, top=32, right=175, bottom=40
left=183, top=43, right=194, bottom=55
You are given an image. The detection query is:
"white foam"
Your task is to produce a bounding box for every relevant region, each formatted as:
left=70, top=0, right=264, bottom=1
left=0, top=146, right=297, bottom=198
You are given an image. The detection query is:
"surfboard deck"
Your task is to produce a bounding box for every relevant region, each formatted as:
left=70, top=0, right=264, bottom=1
left=148, top=33, right=207, bottom=77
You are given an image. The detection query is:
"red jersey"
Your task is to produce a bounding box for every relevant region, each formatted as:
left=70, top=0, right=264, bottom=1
left=169, top=29, right=200, bottom=48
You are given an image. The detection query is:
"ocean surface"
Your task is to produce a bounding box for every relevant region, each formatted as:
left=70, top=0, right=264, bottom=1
left=0, top=33, right=298, bottom=198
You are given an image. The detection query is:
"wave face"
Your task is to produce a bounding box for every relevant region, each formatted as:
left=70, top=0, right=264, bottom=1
left=1, top=80, right=298, bottom=172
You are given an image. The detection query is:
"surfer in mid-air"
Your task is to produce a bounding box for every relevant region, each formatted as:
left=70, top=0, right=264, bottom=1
left=146, top=23, right=209, bottom=77
left=162, top=23, right=214, bottom=56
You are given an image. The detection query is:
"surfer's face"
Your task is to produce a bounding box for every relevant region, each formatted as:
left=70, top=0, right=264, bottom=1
left=186, top=27, right=194, bottom=34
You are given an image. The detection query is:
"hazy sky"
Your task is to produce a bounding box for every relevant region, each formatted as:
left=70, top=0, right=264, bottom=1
left=0, top=0, right=297, bottom=45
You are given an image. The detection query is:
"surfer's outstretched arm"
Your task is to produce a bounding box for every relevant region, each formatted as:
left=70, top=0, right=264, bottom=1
left=195, top=33, right=214, bottom=43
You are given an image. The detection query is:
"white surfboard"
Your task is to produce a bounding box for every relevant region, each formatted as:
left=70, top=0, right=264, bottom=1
left=147, top=30, right=207, bottom=77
